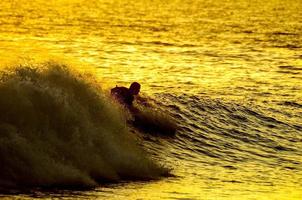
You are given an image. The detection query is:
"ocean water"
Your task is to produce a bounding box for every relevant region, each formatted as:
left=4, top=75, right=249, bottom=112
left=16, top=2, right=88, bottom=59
left=0, top=0, right=301, bottom=199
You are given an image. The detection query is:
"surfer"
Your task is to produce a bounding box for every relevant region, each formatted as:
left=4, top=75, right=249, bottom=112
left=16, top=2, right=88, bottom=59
left=111, top=82, right=176, bottom=136
left=111, top=82, right=141, bottom=109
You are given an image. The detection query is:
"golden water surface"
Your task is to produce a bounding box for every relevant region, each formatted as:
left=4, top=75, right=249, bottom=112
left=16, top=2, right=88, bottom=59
left=0, top=0, right=301, bottom=199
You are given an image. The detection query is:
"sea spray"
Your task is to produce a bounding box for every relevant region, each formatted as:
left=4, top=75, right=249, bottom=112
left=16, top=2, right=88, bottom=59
left=0, top=61, right=169, bottom=190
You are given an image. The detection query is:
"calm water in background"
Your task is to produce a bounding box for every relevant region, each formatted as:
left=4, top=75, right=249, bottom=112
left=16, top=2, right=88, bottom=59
left=0, top=0, right=301, bottom=199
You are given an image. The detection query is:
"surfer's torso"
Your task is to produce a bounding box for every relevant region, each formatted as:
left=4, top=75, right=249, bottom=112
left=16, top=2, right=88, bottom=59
left=111, top=86, right=134, bottom=106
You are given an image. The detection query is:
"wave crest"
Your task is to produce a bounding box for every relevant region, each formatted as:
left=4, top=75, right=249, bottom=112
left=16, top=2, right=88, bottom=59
left=0, top=61, right=168, bottom=190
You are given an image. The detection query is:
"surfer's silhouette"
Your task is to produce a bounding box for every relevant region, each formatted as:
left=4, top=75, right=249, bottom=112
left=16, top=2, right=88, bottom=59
left=111, top=82, right=176, bottom=136
left=111, top=82, right=141, bottom=110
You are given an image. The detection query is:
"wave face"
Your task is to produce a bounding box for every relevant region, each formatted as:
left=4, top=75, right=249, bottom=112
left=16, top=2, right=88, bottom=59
left=141, top=93, right=302, bottom=196
left=0, top=61, right=167, bottom=190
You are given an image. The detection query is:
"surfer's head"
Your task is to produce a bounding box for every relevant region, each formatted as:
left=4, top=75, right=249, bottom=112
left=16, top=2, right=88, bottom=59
left=129, top=82, right=140, bottom=95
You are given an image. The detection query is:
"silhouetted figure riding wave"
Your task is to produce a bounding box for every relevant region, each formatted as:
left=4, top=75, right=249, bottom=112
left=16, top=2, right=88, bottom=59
left=111, top=82, right=141, bottom=108
left=111, top=82, right=177, bottom=136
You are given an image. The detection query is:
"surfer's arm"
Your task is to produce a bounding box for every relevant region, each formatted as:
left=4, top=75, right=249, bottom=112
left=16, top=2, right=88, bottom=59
left=136, top=95, right=151, bottom=107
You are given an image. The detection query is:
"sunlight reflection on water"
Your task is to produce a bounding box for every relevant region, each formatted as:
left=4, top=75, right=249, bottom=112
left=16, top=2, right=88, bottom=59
left=0, top=0, right=301, bottom=199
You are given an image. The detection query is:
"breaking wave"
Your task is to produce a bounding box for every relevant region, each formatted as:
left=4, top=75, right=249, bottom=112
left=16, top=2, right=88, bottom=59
left=0, top=61, right=169, bottom=190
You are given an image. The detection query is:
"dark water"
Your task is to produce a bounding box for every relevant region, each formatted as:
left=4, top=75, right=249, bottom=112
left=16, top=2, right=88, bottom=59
left=0, top=0, right=301, bottom=199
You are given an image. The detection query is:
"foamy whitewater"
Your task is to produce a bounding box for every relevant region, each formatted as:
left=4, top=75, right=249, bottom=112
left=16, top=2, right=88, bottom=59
left=0, top=0, right=301, bottom=199
left=0, top=62, right=168, bottom=189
